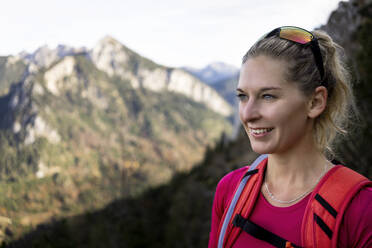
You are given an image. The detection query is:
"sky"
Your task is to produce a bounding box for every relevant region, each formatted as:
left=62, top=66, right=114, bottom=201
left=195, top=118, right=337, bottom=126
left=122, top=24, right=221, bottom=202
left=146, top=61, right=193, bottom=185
left=0, top=0, right=342, bottom=68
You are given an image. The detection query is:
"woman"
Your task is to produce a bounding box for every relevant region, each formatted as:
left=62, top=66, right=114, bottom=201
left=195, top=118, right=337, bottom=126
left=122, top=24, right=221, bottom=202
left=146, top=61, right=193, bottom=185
left=208, top=26, right=372, bottom=248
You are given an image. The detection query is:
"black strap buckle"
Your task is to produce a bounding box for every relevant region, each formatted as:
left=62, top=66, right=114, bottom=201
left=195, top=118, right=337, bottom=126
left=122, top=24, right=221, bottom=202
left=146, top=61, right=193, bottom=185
left=232, top=214, right=302, bottom=248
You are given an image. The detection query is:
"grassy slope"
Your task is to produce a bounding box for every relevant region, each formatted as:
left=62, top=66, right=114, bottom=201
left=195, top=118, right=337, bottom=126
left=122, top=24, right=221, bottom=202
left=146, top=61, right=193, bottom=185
left=0, top=57, right=27, bottom=96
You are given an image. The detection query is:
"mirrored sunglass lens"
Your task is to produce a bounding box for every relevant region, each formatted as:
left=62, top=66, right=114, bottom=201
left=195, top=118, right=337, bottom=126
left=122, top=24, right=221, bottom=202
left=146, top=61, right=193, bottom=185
left=279, top=28, right=312, bottom=44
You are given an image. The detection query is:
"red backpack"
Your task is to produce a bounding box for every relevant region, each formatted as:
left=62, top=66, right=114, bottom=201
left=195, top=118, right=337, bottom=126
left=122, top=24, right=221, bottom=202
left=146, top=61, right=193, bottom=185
left=217, top=155, right=372, bottom=248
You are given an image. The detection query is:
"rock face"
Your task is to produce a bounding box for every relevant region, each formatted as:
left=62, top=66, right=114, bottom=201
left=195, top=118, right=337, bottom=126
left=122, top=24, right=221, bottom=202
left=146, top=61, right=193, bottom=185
left=24, top=116, right=61, bottom=145
left=167, top=69, right=232, bottom=116
left=0, top=74, right=60, bottom=146
left=44, top=56, right=76, bottom=96
left=19, top=44, right=87, bottom=69
left=89, top=36, right=232, bottom=117
left=0, top=76, right=35, bottom=130
left=90, top=36, right=131, bottom=78
left=0, top=56, right=28, bottom=96
left=319, top=0, right=372, bottom=176
left=183, top=62, right=240, bottom=118
left=319, top=0, right=371, bottom=75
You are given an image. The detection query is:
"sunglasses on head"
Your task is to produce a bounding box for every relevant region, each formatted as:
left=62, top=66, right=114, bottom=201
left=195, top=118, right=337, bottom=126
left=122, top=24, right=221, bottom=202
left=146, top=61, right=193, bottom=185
left=263, top=26, right=326, bottom=87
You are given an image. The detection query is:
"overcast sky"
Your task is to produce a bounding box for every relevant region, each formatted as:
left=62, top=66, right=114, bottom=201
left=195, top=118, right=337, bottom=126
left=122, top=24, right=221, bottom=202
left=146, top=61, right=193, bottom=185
left=1, top=0, right=342, bottom=68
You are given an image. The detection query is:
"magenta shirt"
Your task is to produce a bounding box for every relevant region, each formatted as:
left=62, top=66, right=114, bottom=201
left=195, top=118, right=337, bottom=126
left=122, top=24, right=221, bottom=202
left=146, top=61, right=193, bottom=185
left=208, top=167, right=372, bottom=248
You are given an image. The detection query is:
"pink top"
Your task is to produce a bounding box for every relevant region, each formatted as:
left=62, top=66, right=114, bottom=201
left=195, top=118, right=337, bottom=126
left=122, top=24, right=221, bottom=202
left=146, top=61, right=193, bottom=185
left=208, top=167, right=372, bottom=248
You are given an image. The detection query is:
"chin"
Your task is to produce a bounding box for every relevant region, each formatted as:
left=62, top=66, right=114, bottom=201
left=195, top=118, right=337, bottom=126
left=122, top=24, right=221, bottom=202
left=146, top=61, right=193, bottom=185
left=250, top=145, right=274, bottom=155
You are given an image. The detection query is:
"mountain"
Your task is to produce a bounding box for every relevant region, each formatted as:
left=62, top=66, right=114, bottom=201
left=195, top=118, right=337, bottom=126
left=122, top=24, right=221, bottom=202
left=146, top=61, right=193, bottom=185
left=90, top=37, right=232, bottom=116
left=0, top=36, right=233, bottom=243
left=211, top=73, right=241, bottom=138
left=19, top=44, right=88, bottom=69
left=0, top=45, right=87, bottom=97
left=5, top=37, right=232, bottom=117
left=5, top=0, right=371, bottom=247
left=0, top=56, right=27, bottom=96
left=183, top=62, right=239, bottom=85
left=183, top=62, right=240, bottom=132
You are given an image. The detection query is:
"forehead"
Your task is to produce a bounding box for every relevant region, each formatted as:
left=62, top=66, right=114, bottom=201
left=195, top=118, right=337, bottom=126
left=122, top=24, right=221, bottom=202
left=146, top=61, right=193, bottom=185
left=238, top=55, right=289, bottom=90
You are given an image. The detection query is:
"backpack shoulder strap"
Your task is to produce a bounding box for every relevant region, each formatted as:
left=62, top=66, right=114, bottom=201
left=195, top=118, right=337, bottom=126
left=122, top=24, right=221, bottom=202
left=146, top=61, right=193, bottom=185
left=301, top=165, right=372, bottom=248
left=217, top=154, right=268, bottom=248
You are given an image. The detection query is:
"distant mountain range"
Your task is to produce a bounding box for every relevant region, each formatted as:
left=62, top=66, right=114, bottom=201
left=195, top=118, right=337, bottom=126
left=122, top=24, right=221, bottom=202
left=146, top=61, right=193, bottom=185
left=182, top=62, right=239, bottom=85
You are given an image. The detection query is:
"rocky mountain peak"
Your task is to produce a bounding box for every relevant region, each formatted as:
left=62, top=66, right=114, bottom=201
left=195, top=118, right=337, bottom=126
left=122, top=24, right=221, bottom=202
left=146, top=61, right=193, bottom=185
left=90, top=35, right=130, bottom=77
left=19, top=44, right=87, bottom=69
left=97, top=35, right=123, bottom=47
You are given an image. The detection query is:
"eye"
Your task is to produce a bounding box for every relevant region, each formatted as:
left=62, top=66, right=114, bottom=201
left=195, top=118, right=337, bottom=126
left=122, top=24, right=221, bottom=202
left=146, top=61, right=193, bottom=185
left=262, top=94, right=276, bottom=100
left=236, top=93, right=248, bottom=102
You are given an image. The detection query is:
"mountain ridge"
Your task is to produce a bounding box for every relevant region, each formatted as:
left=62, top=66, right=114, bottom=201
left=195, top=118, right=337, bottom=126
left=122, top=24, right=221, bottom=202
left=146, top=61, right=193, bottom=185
left=0, top=36, right=233, bottom=243
left=182, top=61, right=239, bottom=85
left=3, top=36, right=232, bottom=117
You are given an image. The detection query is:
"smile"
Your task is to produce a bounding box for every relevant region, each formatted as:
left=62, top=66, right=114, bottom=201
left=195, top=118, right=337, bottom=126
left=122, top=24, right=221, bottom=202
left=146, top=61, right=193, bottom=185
left=249, top=128, right=274, bottom=135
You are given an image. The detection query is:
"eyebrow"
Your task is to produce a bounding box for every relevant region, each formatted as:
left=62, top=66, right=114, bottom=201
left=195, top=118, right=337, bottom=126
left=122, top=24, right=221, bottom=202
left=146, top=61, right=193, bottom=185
left=236, top=87, right=282, bottom=93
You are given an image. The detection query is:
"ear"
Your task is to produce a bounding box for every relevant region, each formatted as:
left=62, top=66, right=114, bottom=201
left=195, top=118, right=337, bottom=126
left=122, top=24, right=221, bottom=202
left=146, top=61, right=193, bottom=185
left=307, top=86, right=328, bottom=119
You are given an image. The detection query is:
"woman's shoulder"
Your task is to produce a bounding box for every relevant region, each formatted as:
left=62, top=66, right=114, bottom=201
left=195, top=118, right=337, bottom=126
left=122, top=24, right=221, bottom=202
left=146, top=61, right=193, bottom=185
left=217, top=166, right=248, bottom=191
left=214, top=166, right=249, bottom=208
left=339, top=186, right=372, bottom=247
left=332, top=165, right=372, bottom=218
left=344, top=186, right=372, bottom=219
left=345, top=186, right=372, bottom=217
left=350, top=186, right=372, bottom=205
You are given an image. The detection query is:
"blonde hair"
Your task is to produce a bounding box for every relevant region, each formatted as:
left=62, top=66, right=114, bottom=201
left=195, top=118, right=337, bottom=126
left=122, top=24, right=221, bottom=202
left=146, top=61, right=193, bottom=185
left=242, top=29, right=356, bottom=154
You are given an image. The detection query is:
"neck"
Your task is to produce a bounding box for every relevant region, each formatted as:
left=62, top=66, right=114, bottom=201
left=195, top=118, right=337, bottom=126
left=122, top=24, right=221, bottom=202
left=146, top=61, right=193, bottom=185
left=267, top=150, right=325, bottom=184
left=263, top=132, right=333, bottom=206
left=266, top=129, right=328, bottom=183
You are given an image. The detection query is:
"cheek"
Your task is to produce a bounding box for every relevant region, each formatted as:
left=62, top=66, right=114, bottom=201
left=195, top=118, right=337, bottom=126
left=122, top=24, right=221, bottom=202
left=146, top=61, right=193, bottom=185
left=238, top=102, right=246, bottom=122
left=275, top=106, right=309, bottom=135
left=267, top=100, right=309, bottom=127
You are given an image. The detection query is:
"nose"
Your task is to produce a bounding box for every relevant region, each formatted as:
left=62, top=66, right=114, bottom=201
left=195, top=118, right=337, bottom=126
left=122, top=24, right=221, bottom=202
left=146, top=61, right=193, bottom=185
left=239, top=98, right=261, bottom=123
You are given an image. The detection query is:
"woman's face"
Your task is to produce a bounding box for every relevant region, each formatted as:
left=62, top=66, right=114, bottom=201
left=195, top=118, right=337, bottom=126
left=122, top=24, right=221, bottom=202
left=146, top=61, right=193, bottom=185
left=237, top=55, right=314, bottom=155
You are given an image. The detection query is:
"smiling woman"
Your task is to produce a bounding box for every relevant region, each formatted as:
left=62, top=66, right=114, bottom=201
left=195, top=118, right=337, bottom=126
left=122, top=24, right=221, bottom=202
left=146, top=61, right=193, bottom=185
left=208, top=26, right=372, bottom=248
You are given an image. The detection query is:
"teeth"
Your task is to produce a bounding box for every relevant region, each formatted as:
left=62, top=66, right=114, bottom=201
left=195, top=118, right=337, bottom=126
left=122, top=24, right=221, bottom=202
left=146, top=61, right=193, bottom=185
left=250, top=128, right=273, bottom=134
